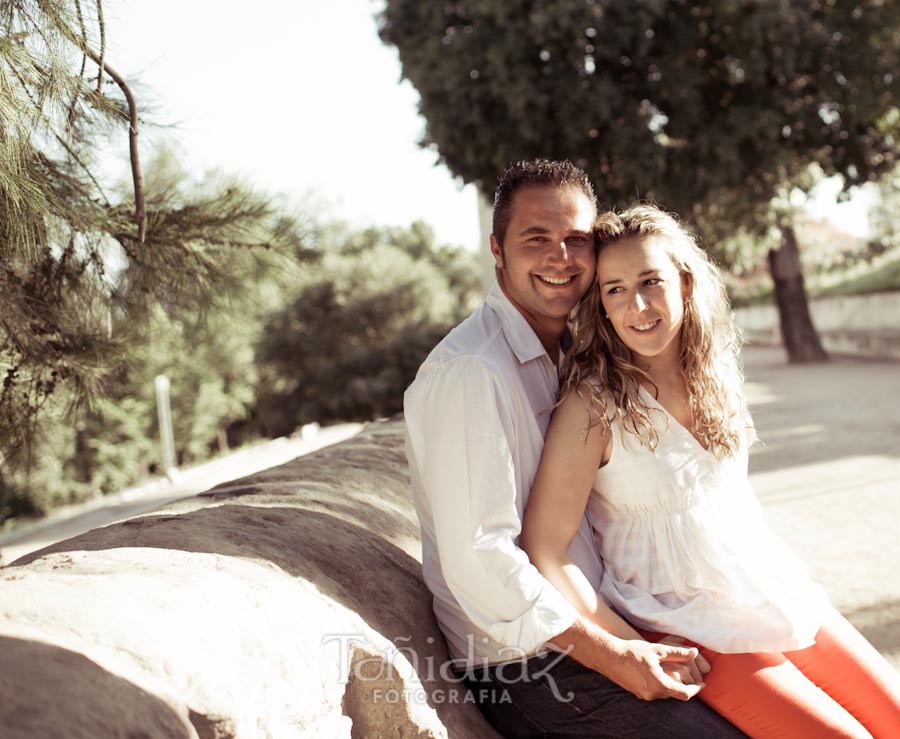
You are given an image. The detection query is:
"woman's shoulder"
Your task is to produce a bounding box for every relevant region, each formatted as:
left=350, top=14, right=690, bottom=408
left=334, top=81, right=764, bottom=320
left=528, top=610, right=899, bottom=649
left=557, top=376, right=617, bottom=430
left=560, top=375, right=614, bottom=406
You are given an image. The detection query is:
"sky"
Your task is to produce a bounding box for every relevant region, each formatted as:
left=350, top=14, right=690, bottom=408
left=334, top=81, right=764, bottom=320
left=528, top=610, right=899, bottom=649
left=103, top=0, right=873, bottom=251
left=105, top=0, right=482, bottom=250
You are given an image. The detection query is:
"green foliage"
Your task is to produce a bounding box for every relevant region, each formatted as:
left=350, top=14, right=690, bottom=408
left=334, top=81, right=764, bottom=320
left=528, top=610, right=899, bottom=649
left=815, top=249, right=900, bottom=296
left=0, top=253, right=300, bottom=525
left=2, top=3, right=479, bottom=526
left=869, top=166, right=900, bottom=253
left=379, top=0, right=900, bottom=244
left=254, top=222, right=481, bottom=436
left=0, top=3, right=311, bottom=463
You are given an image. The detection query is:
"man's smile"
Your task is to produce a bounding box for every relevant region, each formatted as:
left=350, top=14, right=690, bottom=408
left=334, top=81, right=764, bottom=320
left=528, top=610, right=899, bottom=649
left=535, top=274, right=578, bottom=286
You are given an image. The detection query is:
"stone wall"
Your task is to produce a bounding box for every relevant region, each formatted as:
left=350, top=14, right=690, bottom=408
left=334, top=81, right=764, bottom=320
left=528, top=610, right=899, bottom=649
left=0, top=422, right=502, bottom=739
left=735, top=291, right=900, bottom=359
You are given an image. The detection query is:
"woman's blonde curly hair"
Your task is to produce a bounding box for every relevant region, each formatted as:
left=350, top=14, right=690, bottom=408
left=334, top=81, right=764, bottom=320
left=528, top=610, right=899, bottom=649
left=562, top=204, right=754, bottom=458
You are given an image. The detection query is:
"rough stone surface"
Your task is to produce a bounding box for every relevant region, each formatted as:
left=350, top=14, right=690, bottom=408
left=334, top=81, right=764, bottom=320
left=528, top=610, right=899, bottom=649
left=0, top=422, right=502, bottom=739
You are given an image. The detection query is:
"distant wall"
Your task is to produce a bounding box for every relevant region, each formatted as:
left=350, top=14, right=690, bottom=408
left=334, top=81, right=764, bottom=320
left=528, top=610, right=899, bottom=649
left=735, top=292, right=900, bottom=360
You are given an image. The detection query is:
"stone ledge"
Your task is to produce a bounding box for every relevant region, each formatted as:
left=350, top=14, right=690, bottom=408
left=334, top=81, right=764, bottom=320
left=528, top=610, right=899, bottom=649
left=0, top=421, right=501, bottom=739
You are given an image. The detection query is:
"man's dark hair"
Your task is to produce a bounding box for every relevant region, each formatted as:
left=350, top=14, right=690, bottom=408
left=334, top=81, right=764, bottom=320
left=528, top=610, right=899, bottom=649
left=492, top=159, right=597, bottom=247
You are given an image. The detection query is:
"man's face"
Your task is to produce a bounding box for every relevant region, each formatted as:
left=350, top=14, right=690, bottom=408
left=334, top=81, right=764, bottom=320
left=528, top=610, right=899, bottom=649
left=490, top=185, right=596, bottom=342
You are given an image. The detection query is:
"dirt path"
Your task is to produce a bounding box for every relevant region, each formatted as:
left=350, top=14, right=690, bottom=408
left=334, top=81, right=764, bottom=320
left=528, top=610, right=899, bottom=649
left=744, top=345, right=900, bottom=670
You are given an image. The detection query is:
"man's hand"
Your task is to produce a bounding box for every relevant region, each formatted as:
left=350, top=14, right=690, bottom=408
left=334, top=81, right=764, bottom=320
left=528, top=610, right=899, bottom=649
left=549, top=619, right=708, bottom=702
left=607, top=638, right=705, bottom=701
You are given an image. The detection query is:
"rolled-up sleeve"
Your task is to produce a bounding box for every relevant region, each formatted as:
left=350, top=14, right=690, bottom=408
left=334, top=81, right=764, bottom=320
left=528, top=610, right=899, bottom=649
left=405, top=357, right=578, bottom=654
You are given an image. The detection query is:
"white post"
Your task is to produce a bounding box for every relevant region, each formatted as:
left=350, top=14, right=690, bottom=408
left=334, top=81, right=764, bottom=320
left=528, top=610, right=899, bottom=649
left=154, top=375, right=179, bottom=481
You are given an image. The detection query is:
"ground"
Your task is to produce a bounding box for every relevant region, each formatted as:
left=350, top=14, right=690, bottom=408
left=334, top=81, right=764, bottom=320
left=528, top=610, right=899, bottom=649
left=744, top=345, right=900, bottom=670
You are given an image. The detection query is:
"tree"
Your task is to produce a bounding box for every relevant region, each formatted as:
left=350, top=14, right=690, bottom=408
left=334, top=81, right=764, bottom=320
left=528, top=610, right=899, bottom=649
left=0, top=1, right=306, bottom=462
left=379, top=0, right=900, bottom=362
left=254, top=222, right=481, bottom=436
left=0, top=155, right=313, bottom=524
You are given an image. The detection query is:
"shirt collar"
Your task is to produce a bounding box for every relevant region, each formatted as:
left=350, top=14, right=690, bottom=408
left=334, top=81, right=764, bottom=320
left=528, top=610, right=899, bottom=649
left=486, top=281, right=555, bottom=365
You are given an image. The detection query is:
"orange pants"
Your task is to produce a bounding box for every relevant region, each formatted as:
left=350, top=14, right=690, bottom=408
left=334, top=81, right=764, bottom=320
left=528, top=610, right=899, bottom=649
left=693, top=608, right=900, bottom=738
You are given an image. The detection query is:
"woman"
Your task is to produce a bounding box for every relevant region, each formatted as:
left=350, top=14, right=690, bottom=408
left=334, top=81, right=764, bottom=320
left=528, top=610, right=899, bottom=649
left=522, top=205, right=900, bottom=738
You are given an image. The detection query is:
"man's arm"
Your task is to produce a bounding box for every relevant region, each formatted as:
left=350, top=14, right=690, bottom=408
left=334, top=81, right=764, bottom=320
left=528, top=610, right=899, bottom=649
left=550, top=619, right=704, bottom=701
left=405, top=357, right=580, bottom=654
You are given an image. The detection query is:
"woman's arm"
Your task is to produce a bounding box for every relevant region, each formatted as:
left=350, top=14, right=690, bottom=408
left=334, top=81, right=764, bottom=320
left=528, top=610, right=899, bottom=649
left=522, top=388, right=642, bottom=641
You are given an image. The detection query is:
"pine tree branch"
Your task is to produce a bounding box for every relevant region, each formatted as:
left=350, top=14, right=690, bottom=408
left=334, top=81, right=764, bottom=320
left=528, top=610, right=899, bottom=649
left=19, top=2, right=146, bottom=242
left=80, top=47, right=145, bottom=243
left=6, top=63, right=110, bottom=206
left=95, top=0, right=105, bottom=93
left=52, top=130, right=111, bottom=206
left=68, top=0, right=88, bottom=129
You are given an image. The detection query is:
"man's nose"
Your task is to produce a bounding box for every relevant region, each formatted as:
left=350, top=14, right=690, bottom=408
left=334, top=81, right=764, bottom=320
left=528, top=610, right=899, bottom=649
left=547, top=241, right=571, bottom=265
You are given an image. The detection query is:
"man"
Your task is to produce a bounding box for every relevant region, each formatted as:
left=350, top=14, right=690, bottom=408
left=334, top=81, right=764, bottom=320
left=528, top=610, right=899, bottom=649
left=404, top=160, right=747, bottom=737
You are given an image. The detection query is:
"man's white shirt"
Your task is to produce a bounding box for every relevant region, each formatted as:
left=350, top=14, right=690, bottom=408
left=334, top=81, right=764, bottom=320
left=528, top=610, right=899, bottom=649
left=404, top=281, right=605, bottom=666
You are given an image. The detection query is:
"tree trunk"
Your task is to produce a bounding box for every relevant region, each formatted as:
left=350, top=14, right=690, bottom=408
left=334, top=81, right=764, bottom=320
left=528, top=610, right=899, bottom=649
left=767, top=224, right=828, bottom=363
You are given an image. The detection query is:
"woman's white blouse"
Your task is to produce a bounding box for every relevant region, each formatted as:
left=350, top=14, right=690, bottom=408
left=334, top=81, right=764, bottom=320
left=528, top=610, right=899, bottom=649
left=587, top=388, right=830, bottom=654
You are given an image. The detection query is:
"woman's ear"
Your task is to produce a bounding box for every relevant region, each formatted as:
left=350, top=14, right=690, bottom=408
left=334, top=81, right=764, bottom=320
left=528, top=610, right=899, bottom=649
left=681, top=271, right=693, bottom=302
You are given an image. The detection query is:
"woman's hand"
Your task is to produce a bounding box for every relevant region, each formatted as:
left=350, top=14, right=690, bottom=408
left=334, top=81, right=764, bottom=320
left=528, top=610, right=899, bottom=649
left=550, top=621, right=707, bottom=702
left=610, top=637, right=705, bottom=701
left=656, top=634, right=710, bottom=686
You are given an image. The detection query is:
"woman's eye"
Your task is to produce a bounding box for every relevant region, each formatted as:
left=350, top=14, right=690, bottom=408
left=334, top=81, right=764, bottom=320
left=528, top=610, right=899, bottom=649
left=606, top=287, right=623, bottom=295
left=644, top=278, right=661, bottom=286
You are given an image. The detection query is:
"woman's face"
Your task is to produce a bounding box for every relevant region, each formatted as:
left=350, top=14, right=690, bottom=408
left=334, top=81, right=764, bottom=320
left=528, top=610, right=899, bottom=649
left=596, top=234, right=686, bottom=365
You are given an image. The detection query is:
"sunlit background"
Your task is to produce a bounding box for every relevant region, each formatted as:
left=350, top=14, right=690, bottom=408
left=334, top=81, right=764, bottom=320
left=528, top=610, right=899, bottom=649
left=1, top=4, right=898, bottom=726
left=104, top=0, right=874, bottom=249
left=105, top=0, right=481, bottom=251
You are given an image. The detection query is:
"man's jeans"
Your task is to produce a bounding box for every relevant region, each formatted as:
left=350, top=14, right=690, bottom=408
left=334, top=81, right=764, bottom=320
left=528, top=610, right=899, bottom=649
left=459, top=651, right=749, bottom=739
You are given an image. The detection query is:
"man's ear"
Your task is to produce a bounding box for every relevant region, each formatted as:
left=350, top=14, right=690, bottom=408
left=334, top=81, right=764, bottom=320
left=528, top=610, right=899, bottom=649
left=489, top=234, right=504, bottom=269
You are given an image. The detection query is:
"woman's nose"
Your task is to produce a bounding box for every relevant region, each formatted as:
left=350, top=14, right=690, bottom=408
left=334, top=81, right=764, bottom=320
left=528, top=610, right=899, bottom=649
left=629, top=291, right=648, bottom=312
